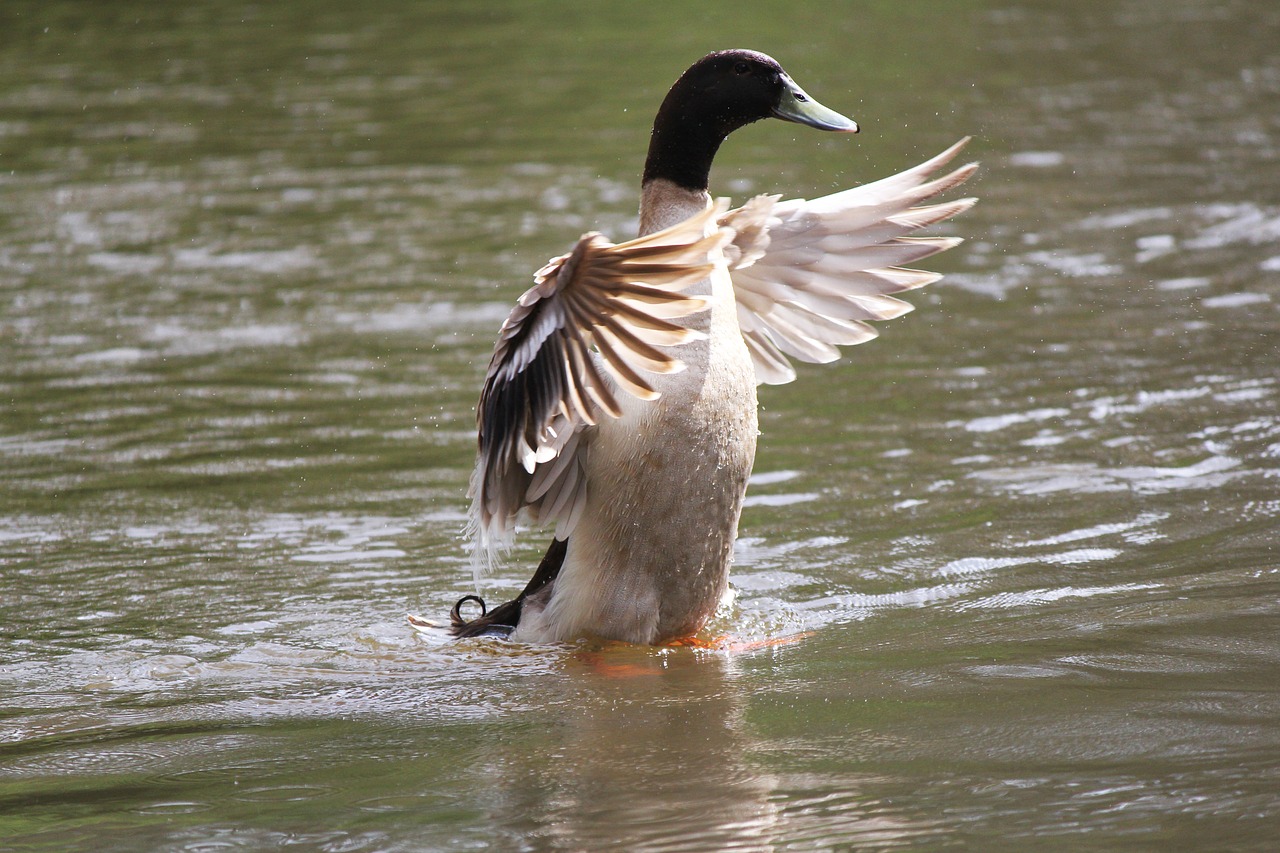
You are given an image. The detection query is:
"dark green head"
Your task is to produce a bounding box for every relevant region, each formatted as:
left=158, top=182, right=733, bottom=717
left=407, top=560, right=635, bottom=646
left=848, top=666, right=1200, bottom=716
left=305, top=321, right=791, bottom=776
left=642, top=49, right=858, bottom=190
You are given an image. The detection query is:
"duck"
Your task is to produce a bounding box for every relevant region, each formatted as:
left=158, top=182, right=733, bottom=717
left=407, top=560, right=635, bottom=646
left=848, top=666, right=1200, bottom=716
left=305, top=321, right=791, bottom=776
left=448, top=48, right=976, bottom=645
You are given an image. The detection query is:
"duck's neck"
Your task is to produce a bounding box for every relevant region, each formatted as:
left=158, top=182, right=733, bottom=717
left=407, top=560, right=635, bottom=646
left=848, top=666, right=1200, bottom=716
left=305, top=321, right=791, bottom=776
left=641, top=108, right=725, bottom=197
left=639, top=88, right=753, bottom=235
left=638, top=178, right=710, bottom=236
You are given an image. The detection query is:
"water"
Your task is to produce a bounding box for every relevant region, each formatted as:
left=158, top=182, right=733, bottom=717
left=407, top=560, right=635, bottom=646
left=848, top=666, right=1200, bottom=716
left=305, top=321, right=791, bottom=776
left=3, top=1, right=1278, bottom=849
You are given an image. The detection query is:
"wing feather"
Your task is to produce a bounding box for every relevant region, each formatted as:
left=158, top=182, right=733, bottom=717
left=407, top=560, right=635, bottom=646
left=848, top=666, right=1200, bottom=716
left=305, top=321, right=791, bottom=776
left=469, top=199, right=730, bottom=569
left=728, top=138, right=978, bottom=385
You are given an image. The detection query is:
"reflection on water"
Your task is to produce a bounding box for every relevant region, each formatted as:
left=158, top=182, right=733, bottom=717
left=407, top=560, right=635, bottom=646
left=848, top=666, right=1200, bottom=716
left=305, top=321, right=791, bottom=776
left=3, top=0, right=1280, bottom=849
left=470, top=651, right=783, bottom=851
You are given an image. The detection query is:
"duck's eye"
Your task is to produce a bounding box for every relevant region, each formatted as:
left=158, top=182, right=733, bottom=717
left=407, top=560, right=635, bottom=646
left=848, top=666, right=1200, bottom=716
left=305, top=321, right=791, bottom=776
left=733, top=62, right=751, bottom=75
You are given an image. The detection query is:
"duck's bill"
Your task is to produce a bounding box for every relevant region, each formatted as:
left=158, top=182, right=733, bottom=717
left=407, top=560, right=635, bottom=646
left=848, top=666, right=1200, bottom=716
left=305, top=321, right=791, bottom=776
left=773, top=75, right=859, bottom=133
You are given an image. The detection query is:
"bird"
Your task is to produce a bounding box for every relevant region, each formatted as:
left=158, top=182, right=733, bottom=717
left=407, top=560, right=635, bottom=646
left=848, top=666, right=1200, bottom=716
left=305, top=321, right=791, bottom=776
left=448, top=48, right=976, bottom=645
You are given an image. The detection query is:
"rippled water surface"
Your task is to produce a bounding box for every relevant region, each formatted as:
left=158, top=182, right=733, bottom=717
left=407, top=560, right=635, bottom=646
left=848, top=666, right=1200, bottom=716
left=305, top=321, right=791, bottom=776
left=3, top=1, right=1279, bottom=850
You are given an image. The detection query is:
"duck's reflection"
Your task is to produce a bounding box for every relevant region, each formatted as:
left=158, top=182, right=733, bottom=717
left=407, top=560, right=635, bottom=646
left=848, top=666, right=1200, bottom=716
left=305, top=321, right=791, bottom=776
left=476, top=646, right=777, bottom=850
left=458, top=640, right=932, bottom=849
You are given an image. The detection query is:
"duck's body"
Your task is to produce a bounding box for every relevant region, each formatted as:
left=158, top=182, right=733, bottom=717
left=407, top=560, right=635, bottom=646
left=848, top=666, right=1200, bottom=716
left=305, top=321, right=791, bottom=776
left=514, top=190, right=757, bottom=644
left=450, top=50, right=976, bottom=644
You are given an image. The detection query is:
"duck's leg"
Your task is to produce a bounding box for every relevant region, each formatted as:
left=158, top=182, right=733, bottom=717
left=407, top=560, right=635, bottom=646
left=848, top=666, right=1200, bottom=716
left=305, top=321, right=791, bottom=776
left=450, top=537, right=568, bottom=638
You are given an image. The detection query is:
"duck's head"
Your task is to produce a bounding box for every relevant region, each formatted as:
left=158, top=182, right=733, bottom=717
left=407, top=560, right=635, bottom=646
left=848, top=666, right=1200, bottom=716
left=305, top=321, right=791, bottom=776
left=643, top=49, right=859, bottom=191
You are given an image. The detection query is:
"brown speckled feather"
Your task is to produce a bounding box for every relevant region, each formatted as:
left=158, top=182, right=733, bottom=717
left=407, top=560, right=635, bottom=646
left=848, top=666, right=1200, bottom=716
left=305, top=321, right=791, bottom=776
left=469, top=200, right=731, bottom=565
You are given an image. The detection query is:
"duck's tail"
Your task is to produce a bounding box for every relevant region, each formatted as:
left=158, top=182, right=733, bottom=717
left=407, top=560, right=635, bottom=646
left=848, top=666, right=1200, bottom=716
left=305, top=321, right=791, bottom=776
left=449, top=537, right=568, bottom=639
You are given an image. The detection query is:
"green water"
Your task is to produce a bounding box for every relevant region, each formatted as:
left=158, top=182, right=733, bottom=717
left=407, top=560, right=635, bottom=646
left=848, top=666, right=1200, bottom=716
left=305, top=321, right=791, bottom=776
left=3, top=1, right=1278, bottom=850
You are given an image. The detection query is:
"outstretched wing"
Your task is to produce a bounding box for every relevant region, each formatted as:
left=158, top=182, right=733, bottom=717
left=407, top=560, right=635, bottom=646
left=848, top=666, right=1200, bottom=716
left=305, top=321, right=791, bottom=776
left=469, top=199, right=730, bottom=565
left=729, top=138, right=978, bottom=384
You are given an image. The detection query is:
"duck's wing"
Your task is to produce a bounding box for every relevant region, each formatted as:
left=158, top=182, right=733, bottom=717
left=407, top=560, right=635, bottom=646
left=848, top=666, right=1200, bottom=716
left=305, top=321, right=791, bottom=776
left=469, top=199, right=730, bottom=566
left=728, top=138, right=978, bottom=385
